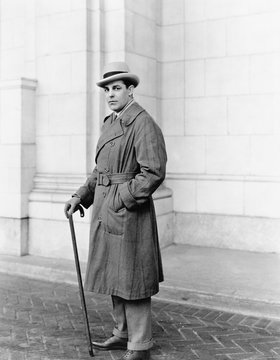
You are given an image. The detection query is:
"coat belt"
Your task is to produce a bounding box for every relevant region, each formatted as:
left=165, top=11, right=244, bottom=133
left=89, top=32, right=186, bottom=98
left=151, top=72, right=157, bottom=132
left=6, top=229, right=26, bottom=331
left=97, top=171, right=137, bottom=186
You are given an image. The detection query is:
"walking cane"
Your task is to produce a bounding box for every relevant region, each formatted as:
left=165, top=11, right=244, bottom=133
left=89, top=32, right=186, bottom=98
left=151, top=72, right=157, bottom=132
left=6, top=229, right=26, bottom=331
left=68, top=205, right=94, bottom=357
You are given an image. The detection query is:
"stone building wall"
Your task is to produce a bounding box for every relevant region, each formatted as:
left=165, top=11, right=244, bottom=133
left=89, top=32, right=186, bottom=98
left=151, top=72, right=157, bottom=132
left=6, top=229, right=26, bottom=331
left=0, top=0, right=280, bottom=259
left=160, top=0, right=280, bottom=252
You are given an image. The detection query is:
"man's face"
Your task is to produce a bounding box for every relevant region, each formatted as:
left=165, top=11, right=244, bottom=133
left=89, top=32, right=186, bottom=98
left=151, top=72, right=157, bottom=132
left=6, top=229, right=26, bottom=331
left=104, top=80, right=133, bottom=113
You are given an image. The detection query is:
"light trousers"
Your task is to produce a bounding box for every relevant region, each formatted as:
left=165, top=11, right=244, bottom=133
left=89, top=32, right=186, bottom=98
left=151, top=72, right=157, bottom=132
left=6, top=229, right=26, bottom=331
left=111, top=295, right=153, bottom=351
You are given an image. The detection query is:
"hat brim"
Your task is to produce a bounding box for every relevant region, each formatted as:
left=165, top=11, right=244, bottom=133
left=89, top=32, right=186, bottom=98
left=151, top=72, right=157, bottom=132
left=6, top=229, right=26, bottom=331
left=96, top=73, right=139, bottom=88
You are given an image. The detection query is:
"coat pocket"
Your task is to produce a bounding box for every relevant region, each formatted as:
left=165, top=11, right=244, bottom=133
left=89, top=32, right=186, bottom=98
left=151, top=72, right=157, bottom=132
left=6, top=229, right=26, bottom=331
left=106, top=185, right=126, bottom=235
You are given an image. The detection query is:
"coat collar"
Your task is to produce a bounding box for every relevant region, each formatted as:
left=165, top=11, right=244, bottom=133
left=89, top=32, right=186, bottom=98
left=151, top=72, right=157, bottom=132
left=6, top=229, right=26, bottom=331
left=95, top=102, right=145, bottom=161
left=118, top=102, right=145, bottom=126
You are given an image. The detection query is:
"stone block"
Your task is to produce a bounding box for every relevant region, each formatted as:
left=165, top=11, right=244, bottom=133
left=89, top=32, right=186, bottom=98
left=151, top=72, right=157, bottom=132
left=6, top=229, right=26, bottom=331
left=28, top=218, right=89, bottom=261
left=185, top=20, right=226, bottom=59
left=185, top=22, right=205, bottom=59
left=0, top=48, right=24, bottom=80
left=36, top=16, right=49, bottom=57
left=87, top=0, right=103, bottom=11
left=160, top=24, right=184, bottom=62
left=21, top=167, right=36, bottom=194
left=174, top=213, right=280, bottom=253
left=185, top=60, right=205, bottom=97
left=104, top=9, right=125, bottom=52
left=126, top=11, right=156, bottom=58
left=161, top=61, right=184, bottom=99
left=126, top=53, right=157, bottom=97
left=37, top=56, right=52, bottom=95
left=161, top=99, right=184, bottom=136
left=37, top=135, right=86, bottom=174
left=69, top=135, right=87, bottom=173
left=249, top=0, right=280, bottom=13
left=0, top=90, right=21, bottom=143
left=36, top=0, right=72, bottom=16
left=49, top=94, right=86, bottom=135
left=87, top=10, right=101, bottom=52
left=156, top=213, right=174, bottom=248
left=245, top=181, right=280, bottom=218
left=251, top=135, right=280, bottom=176
left=274, top=95, right=280, bottom=134
left=206, top=136, right=251, bottom=175
left=103, top=0, right=124, bottom=11
left=185, top=97, right=227, bottom=135
left=126, top=0, right=157, bottom=21
left=0, top=217, right=28, bottom=256
left=0, top=193, right=22, bottom=218
left=206, top=57, right=250, bottom=96
left=204, top=0, right=249, bottom=19
left=185, top=0, right=205, bottom=23
left=0, top=145, right=20, bottom=168
left=166, top=178, right=196, bottom=213
left=165, top=136, right=205, bottom=174
left=36, top=96, right=49, bottom=136
left=25, top=20, right=35, bottom=62
left=134, top=95, right=157, bottom=120
left=197, top=180, right=243, bottom=215
left=0, top=168, right=20, bottom=192
left=228, top=95, right=274, bottom=135
left=0, top=0, right=25, bottom=19
left=49, top=11, right=86, bottom=53
left=251, top=54, right=280, bottom=93
left=161, top=0, right=184, bottom=25
left=21, top=144, right=36, bottom=169
left=49, top=54, right=71, bottom=94
left=71, top=0, right=87, bottom=10
left=227, top=13, right=280, bottom=56
left=22, top=91, right=36, bottom=143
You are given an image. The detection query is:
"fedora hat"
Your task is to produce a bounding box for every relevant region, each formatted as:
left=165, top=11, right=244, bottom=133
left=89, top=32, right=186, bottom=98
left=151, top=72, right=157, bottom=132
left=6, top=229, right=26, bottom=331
left=96, top=62, right=139, bottom=88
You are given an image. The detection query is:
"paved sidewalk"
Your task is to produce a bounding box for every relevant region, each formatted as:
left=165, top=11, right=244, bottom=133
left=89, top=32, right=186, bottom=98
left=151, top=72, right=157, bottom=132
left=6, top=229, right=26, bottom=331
left=1, top=244, right=280, bottom=319
left=1, top=273, right=280, bottom=360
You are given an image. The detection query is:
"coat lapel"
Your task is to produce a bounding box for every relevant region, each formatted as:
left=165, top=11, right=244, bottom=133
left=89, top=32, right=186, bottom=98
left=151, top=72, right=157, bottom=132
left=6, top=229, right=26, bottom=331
left=95, top=113, right=124, bottom=160
left=95, top=103, right=145, bottom=161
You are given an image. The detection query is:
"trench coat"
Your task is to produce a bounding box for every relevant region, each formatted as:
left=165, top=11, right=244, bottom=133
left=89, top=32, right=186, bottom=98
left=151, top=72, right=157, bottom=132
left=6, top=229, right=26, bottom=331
left=74, top=102, right=167, bottom=300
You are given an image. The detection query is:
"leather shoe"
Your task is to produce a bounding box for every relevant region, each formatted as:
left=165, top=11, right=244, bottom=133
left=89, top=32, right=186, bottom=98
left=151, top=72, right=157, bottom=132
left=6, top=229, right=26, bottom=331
left=92, top=335, right=127, bottom=351
left=118, top=350, right=150, bottom=360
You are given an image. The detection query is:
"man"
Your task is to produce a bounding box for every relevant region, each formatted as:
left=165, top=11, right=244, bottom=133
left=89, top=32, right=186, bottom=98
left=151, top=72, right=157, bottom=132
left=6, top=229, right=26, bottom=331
left=64, top=62, right=167, bottom=360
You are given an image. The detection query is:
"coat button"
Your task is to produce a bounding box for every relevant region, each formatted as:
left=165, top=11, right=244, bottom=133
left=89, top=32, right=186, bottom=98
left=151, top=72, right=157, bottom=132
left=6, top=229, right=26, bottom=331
left=110, top=141, right=115, bottom=147
left=104, top=168, right=109, bottom=173
left=103, top=192, right=106, bottom=197
left=98, top=216, right=102, bottom=222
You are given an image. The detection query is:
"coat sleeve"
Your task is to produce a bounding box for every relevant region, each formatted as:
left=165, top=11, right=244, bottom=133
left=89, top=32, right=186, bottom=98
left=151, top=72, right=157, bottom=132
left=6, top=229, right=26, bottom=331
left=73, top=166, right=98, bottom=209
left=118, top=115, right=167, bottom=210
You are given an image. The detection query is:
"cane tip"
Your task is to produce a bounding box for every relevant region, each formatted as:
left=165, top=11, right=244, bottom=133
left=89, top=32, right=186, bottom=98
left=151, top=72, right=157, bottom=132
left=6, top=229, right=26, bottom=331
left=89, top=348, right=94, bottom=357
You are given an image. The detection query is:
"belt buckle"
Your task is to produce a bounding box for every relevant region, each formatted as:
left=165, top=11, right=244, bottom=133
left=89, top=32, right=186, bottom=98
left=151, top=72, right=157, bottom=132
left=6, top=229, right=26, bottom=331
left=102, top=174, right=110, bottom=186
left=98, top=172, right=110, bottom=186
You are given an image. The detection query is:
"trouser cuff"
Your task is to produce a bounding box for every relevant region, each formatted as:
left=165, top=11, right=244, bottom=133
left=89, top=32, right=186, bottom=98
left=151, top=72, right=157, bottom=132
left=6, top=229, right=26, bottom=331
left=112, top=327, right=128, bottom=339
left=127, top=339, right=153, bottom=351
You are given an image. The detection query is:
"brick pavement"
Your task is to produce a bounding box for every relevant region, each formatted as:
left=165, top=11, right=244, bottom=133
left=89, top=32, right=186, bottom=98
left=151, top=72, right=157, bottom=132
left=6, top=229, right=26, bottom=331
left=1, top=273, right=280, bottom=360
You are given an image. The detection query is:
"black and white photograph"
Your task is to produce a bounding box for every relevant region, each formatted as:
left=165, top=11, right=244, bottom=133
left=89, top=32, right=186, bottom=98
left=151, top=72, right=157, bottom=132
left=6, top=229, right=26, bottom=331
left=0, top=0, right=280, bottom=359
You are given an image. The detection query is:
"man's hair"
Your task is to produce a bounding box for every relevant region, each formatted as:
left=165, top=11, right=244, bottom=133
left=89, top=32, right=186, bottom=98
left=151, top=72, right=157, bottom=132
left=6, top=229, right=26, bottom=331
left=122, top=79, right=134, bottom=88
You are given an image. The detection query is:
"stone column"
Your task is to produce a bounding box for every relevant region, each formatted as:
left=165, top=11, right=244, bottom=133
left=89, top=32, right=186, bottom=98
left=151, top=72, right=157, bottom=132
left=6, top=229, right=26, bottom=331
left=0, top=78, right=37, bottom=255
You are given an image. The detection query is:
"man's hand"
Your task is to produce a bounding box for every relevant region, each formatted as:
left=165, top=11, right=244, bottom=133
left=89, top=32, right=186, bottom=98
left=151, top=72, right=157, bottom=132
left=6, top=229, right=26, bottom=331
left=64, top=197, right=81, bottom=219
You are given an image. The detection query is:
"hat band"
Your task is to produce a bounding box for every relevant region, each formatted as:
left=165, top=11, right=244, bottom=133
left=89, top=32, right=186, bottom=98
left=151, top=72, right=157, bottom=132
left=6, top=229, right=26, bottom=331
left=103, top=71, right=128, bottom=79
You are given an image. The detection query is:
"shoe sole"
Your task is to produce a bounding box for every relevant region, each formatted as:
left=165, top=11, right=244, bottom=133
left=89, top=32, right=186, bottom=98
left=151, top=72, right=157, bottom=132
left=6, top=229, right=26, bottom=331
left=92, top=344, right=127, bottom=351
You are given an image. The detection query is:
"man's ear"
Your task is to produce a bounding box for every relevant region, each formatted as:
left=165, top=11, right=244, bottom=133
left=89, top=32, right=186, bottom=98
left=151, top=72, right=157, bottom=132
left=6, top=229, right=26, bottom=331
left=128, top=85, right=135, bottom=97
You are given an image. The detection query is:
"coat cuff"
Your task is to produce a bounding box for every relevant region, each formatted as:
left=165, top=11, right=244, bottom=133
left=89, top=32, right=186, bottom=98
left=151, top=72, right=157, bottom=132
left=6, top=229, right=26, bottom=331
left=119, top=182, right=138, bottom=210
left=74, top=188, right=93, bottom=209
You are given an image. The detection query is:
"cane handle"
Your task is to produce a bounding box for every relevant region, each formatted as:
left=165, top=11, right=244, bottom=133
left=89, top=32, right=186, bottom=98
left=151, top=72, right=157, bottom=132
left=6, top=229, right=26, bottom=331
left=77, top=204, right=84, bottom=217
